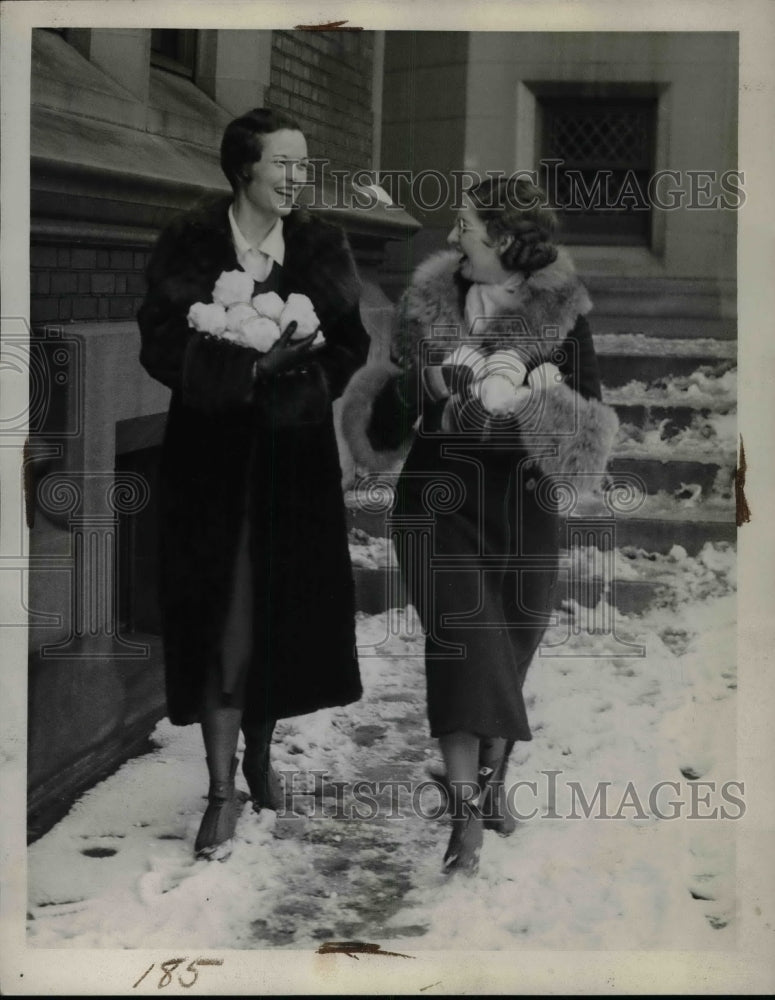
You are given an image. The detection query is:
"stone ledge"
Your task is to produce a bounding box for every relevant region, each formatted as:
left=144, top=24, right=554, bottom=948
left=27, top=634, right=166, bottom=843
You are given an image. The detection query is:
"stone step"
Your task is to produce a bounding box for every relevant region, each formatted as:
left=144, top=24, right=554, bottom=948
left=557, top=500, right=736, bottom=554
left=349, top=513, right=735, bottom=559
left=593, top=333, right=736, bottom=387
left=608, top=454, right=730, bottom=495
left=610, top=402, right=735, bottom=430
left=346, top=454, right=734, bottom=508
left=593, top=512, right=735, bottom=554
left=593, top=334, right=736, bottom=358
left=594, top=315, right=736, bottom=340
left=598, top=354, right=734, bottom=388
left=352, top=565, right=671, bottom=618
left=346, top=491, right=735, bottom=556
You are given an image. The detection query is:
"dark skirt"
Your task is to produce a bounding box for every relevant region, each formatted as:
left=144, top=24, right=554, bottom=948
left=392, top=429, right=560, bottom=741
left=159, top=407, right=362, bottom=726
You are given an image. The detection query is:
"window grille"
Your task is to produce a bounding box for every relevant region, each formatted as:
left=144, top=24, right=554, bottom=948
left=540, top=98, right=656, bottom=245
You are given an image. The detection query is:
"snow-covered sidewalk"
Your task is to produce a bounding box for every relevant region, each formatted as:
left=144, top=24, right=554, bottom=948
left=27, top=546, right=738, bottom=951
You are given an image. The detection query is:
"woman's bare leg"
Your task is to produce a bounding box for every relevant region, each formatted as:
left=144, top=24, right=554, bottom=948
left=478, top=736, right=517, bottom=834
left=200, top=671, right=243, bottom=786
left=478, top=736, right=506, bottom=774
left=241, top=716, right=283, bottom=810
left=438, top=730, right=480, bottom=800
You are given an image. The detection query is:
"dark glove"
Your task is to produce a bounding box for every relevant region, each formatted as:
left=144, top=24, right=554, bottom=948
left=422, top=345, right=485, bottom=402
left=440, top=362, right=476, bottom=398
left=252, top=322, right=319, bottom=381
left=422, top=361, right=476, bottom=401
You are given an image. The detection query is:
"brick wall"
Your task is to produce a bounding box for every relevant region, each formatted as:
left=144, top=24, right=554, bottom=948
left=267, top=30, right=374, bottom=174
left=30, top=244, right=150, bottom=327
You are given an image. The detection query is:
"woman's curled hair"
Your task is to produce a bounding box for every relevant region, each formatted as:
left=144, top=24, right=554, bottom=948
left=467, top=176, right=559, bottom=274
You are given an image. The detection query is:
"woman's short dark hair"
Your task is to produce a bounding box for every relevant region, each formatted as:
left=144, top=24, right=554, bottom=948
left=220, top=108, right=303, bottom=191
left=467, top=177, right=559, bottom=273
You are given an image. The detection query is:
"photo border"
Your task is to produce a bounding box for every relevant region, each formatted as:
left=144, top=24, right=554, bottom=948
left=2, top=0, right=773, bottom=994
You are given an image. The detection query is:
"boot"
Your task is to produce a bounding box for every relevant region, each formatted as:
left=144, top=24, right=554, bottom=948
left=194, top=756, right=240, bottom=861
left=241, top=720, right=284, bottom=813
left=442, top=783, right=484, bottom=876
left=480, top=740, right=517, bottom=836
left=429, top=746, right=518, bottom=837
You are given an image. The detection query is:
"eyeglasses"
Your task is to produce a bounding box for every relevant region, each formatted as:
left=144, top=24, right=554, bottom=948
left=454, top=217, right=475, bottom=235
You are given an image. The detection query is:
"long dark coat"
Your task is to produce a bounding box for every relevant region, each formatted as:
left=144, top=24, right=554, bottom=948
left=341, top=249, right=619, bottom=741
left=137, top=196, right=370, bottom=725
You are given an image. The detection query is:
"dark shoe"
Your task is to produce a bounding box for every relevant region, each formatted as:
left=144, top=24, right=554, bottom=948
left=442, top=789, right=484, bottom=876
left=242, top=755, right=284, bottom=813
left=241, top=720, right=285, bottom=813
left=429, top=754, right=517, bottom=837
left=482, top=785, right=517, bottom=836
left=480, top=744, right=518, bottom=837
left=195, top=757, right=240, bottom=861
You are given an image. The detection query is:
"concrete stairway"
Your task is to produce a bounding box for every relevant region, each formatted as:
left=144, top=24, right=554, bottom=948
left=347, top=329, right=737, bottom=617
left=596, top=333, right=736, bottom=556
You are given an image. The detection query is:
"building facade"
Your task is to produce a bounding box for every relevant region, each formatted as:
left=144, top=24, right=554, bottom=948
left=382, top=31, right=738, bottom=336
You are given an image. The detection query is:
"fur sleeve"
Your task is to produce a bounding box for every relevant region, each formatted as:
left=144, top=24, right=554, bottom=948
left=517, top=383, right=619, bottom=482
left=340, top=361, right=415, bottom=471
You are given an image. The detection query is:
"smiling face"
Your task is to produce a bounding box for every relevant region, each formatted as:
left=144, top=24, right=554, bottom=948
left=447, top=197, right=514, bottom=284
left=238, top=129, right=309, bottom=220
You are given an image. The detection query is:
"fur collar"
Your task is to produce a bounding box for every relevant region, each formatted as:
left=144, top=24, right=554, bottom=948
left=341, top=245, right=617, bottom=482
left=393, top=247, right=592, bottom=366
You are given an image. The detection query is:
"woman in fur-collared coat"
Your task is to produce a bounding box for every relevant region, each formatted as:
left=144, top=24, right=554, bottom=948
left=137, top=109, right=369, bottom=859
left=341, top=177, right=619, bottom=875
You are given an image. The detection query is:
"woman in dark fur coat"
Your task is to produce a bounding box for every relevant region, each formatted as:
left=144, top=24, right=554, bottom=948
left=341, top=177, right=619, bottom=875
left=137, top=108, right=369, bottom=859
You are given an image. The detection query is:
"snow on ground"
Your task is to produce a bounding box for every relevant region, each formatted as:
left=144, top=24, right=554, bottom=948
left=570, top=540, right=736, bottom=592
left=603, top=365, right=737, bottom=409
left=624, top=490, right=733, bottom=517
left=348, top=528, right=396, bottom=569
left=27, top=546, right=738, bottom=952
left=615, top=410, right=737, bottom=459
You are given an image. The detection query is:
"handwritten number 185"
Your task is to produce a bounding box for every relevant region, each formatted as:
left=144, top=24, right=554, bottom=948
left=133, top=958, right=224, bottom=989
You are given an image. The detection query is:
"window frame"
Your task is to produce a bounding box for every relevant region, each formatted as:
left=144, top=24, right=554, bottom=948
left=538, top=93, right=658, bottom=247
left=150, top=29, right=198, bottom=79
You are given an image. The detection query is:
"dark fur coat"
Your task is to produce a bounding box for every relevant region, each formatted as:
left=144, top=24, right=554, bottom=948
left=137, top=197, right=370, bottom=725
